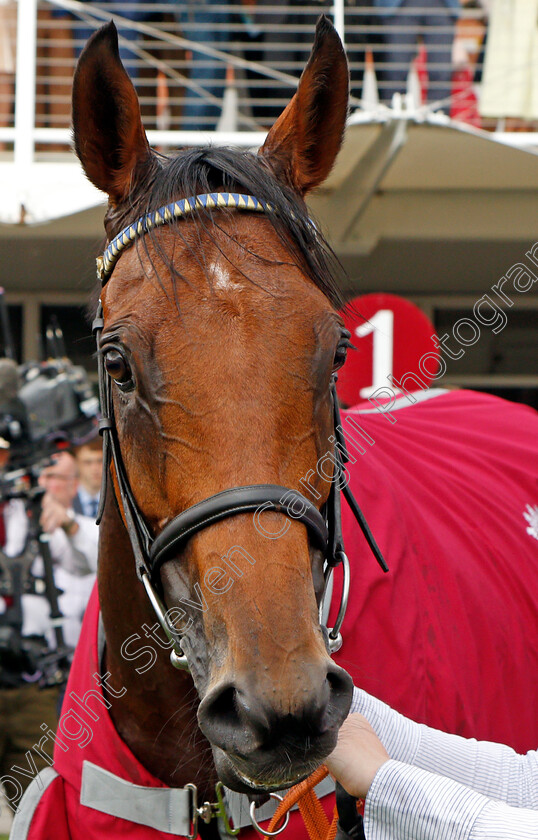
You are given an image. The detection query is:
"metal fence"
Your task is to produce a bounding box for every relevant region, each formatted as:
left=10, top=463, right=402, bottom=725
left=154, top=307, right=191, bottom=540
left=0, top=1, right=536, bottom=160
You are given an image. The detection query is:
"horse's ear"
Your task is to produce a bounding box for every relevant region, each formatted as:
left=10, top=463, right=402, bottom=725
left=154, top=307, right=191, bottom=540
left=259, top=15, right=348, bottom=196
left=72, top=22, right=155, bottom=206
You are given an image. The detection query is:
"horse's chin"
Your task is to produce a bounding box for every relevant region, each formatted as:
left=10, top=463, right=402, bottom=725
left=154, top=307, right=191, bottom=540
left=213, top=748, right=314, bottom=795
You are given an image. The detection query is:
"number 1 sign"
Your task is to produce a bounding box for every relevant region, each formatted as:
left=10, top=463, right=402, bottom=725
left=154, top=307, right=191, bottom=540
left=337, top=293, right=440, bottom=408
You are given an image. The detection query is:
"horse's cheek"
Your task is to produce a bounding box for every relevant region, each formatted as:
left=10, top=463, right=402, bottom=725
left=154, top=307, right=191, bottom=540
left=179, top=615, right=212, bottom=694
left=118, top=403, right=168, bottom=510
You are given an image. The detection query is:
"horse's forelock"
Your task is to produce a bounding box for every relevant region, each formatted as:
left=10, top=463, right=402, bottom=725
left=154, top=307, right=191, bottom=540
left=102, top=146, right=344, bottom=308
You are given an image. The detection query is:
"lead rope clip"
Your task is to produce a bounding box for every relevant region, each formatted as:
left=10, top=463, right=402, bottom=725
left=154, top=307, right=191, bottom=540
left=186, top=782, right=239, bottom=838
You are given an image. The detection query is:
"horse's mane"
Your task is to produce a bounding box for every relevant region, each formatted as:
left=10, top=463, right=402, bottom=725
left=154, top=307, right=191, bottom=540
left=107, top=146, right=344, bottom=308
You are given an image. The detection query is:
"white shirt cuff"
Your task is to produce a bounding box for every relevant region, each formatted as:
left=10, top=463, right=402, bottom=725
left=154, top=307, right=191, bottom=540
left=364, top=760, right=489, bottom=840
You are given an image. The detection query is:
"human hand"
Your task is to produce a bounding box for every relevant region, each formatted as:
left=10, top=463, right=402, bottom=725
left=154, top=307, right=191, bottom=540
left=40, top=492, right=77, bottom=535
left=325, top=713, right=390, bottom=799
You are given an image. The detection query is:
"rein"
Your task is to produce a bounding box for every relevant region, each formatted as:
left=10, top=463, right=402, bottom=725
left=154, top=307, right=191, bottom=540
left=92, top=192, right=387, bottom=674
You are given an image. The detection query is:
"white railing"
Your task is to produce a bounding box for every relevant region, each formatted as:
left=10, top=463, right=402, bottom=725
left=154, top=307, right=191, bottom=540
left=2, top=0, right=349, bottom=167
left=0, top=0, right=537, bottom=168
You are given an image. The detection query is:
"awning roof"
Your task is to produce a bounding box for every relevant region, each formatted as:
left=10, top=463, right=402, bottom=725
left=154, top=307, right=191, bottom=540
left=1, top=114, right=537, bottom=296
left=308, top=112, right=538, bottom=255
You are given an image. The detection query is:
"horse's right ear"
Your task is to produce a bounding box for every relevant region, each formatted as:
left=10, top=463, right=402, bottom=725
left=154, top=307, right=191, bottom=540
left=72, top=22, right=155, bottom=207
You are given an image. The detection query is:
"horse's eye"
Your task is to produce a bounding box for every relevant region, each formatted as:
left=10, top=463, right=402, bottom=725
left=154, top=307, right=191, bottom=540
left=103, top=349, right=133, bottom=389
left=333, top=341, right=349, bottom=371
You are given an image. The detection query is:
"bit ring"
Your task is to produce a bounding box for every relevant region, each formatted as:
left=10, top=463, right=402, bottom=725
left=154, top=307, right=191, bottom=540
left=249, top=793, right=290, bottom=836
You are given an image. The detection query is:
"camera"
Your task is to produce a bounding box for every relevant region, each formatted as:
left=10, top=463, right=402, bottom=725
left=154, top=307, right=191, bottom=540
left=19, top=358, right=99, bottom=453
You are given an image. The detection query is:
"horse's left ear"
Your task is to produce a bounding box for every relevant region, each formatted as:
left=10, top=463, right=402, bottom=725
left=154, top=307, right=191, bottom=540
left=72, top=21, right=156, bottom=207
left=259, top=15, right=349, bottom=196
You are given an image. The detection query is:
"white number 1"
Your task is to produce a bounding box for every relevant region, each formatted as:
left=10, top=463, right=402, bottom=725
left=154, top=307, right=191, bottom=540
left=355, top=309, right=394, bottom=399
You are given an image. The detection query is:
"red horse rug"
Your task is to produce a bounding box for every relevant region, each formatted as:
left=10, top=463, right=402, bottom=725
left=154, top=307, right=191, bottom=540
left=11, top=388, right=538, bottom=839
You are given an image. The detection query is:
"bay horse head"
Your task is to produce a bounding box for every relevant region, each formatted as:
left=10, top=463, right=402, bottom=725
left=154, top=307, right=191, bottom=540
left=72, top=17, right=355, bottom=795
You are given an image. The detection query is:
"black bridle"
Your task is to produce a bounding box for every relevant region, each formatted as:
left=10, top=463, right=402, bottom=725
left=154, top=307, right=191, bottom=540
left=92, top=192, right=387, bottom=672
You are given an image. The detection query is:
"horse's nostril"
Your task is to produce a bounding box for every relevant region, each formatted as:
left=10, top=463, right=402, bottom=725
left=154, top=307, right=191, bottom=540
left=198, top=682, right=269, bottom=754
left=327, top=664, right=353, bottom=700
left=320, top=664, right=354, bottom=731
left=208, top=684, right=238, bottom=728
left=201, top=684, right=240, bottom=738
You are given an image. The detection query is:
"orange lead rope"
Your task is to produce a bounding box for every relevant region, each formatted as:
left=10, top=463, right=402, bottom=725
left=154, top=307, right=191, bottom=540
left=263, top=766, right=339, bottom=840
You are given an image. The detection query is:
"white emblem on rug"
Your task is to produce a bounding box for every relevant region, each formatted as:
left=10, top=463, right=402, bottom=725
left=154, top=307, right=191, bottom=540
left=523, top=504, right=538, bottom=541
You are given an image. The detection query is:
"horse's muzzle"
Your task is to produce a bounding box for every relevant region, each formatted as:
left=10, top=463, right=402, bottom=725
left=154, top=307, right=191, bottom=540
left=197, top=660, right=353, bottom=790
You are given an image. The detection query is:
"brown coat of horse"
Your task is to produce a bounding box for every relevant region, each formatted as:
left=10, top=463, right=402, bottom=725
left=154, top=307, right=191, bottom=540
left=72, top=15, right=355, bottom=811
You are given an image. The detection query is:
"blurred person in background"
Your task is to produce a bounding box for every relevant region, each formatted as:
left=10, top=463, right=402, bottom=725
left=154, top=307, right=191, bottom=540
left=0, top=441, right=60, bottom=812
left=175, top=0, right=234, bottom=130
left=48, top=1, right=180, bottom=130
left=237, top=0, right=320, bottom=125
left=373, top=0, right=461, bottom=107
left=344, top=1, right=378, bottom=105
left=48, top=0, right=154, bottom=66
left=73, top=439, right=102, bottom=520
left=23, top=451, right=97, bottom=648
left=67, top=0, right=156, bottom=70
left=0, top=447, right=97, bottom=808
left=0, top=359, right=98, bottom=649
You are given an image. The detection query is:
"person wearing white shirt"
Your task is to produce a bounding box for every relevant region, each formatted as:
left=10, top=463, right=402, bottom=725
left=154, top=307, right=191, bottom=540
left=326, top=687, right=538, bottom=840
left=37, top=451, right=98, bottom=575
left=1, top=450, right=98, bottom=647
left=34, top=451, right=97, bottom=646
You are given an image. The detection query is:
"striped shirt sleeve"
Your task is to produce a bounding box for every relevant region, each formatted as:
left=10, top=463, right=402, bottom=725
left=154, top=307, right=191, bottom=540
left=351, top=687, right=538, bottom=839
left=364, top=761, right=538, bottom=840
left=364, top=761, right=489, bottom=840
